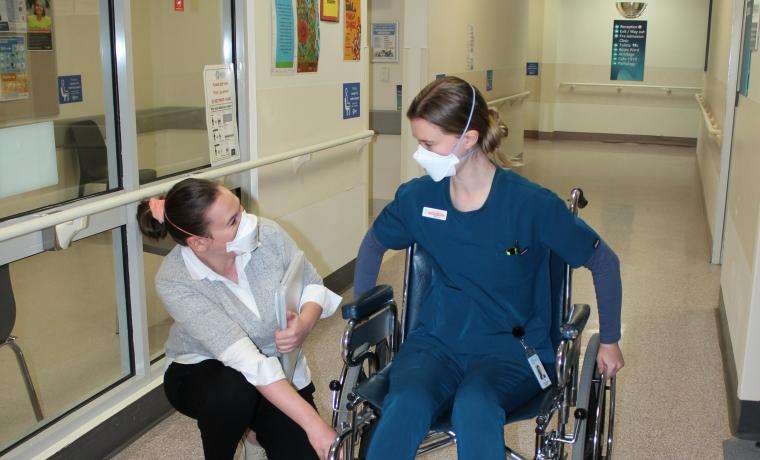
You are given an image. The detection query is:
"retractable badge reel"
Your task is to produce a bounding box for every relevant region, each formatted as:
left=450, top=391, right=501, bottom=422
left=512, top=326, right=552, bottom=390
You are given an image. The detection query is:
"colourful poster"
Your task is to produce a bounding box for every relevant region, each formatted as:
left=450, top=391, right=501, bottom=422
left=610, top=20, right=647, bottom=81
left=272, top=0, right=295, bottom=73
left=297, top=0, right=319, bottom=72
left=343, top=0, right=360, bottom=61
left=0, top=0, right=27, bottom=32
left=0, top=35, right=29, bottom=101
left=27, top=0, right=53, bottom=51
left=320, top=0, right=338, bottom=22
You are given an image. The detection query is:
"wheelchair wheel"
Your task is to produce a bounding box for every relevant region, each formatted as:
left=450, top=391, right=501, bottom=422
left=333, top=340, right=391, bottom=459
left=571, top=333, right=616, bottom=460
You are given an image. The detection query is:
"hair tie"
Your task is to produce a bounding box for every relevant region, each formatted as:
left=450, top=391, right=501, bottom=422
left=148, top=198, right=166, bottom=224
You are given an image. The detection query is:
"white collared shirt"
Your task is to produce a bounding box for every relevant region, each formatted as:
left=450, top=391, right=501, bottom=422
left=173, top=244, right=342, bottom=390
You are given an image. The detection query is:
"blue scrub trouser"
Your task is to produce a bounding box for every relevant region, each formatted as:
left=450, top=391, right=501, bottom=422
left=365, top=336, right=544, bottom=460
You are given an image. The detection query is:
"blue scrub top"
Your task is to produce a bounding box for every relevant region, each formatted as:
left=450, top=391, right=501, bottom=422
left=372, top=167, right=599, bottom=363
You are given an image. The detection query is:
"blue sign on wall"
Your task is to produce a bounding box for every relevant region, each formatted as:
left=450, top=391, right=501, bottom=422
left=486, top=69, right=493, bottom=91
left=58, top=75, right=83, bottom=104
left=436, top=73, right=446, bottom=80
left=343, top=82, right=360, bottom=119
left=611, top=20, right=647, bottom=81
left=526, top=62, right=539, bottom=76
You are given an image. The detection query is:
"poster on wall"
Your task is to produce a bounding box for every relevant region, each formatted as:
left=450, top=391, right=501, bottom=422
left=342, top=82, right=360, bottom=119
left=57, top=74, right=82, bottom=104
left=0, top=0, right=27, bottom=32
left=203, top=64, right=240, bottom=166
left=320, top=0, right=338, bottom=22
left=27, top=0, right=54, bottom=51
left=297, top=0, right=320, bottom=72
left=371, top=22, right=397, bottom=62
left=0, top=35, right=30, bottom=101
left=272, top=0, right=295, bottom=73
left=343, top=0, right=360, bottom=61
left=610, top=20, right=647, bottom=81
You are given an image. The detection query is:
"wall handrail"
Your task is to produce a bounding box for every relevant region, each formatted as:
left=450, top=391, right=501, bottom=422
left=694, top=93, right=722, bottom=144
left=487, top=91, right=531, bottom=107
left=0, top=129, right=375, bottom=243
left=559, top=82, right=702, bottom=94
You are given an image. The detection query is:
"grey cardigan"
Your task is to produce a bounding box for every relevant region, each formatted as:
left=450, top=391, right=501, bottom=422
left=155, top=218, right=321, bottom=362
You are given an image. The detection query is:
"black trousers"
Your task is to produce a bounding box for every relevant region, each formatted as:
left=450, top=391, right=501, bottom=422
left=164, top=360, right=320, bottom=460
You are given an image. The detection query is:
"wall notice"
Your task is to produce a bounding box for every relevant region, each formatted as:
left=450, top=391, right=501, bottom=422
left=343, top=0, right=360, bottom=61
left=610, top=20, right=647, bottom=81
left=57, top=74, right=82, bottom=104
left=203, top=65, right=240, bottom=166
left=272, top=0, right=295, bottom=73
left=0, top=0, right=27, bottom=32
left=0, top=35, right=29, bottom=101
left=371, top=22, right=397, bottom=62
left=342, top=82, right=360, bottom=119
left=296, top=0, right=320, bottom=72
left=27, top=0, right=53, bottom=51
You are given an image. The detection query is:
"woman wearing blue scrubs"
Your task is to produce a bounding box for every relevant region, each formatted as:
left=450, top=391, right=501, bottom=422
left=353, top=77, right=624, bottom=460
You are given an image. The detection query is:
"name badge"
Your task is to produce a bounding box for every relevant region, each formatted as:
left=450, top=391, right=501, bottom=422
left=422, top=207, right=447, bottom=221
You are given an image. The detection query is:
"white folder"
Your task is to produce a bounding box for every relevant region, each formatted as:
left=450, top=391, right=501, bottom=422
left=275, top=251, right=305, bottom=382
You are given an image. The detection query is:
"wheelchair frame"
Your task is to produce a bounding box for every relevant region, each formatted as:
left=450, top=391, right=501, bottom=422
left=328, top=188, right=617, bottom=460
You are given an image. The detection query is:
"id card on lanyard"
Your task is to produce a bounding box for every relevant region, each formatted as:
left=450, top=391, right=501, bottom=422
left=512, top=327, right=552, bottom=389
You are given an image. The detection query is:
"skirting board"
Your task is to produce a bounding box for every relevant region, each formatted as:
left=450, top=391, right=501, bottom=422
left=716, top=293, right=760, bottom=440
left=524, top=130, right=697, bottom=147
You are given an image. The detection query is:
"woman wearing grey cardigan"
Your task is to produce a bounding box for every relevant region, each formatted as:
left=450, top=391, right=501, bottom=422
left=137, top=179, right=341, bottom=460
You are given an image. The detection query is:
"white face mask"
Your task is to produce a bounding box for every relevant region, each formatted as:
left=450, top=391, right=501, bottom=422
left=226, top=212, right=260, bottom=255
left=413, top=84, right=478, bottom=182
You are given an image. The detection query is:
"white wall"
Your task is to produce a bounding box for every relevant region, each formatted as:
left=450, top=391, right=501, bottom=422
left=251, top=0, right=370, bottom=276
left=722, top=30, right=760, bottom=399
left=527, top=0, right=709, bottom=138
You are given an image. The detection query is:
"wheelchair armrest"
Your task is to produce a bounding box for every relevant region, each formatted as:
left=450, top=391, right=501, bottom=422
left=342, top=285, right=394, bottom=321
left=560, top=303, right=590, bottom=340
left=352, top=363, right=392, bottom=410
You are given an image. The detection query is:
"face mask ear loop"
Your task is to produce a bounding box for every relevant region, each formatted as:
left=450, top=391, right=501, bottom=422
left=451, top=84, right=478, bottom=156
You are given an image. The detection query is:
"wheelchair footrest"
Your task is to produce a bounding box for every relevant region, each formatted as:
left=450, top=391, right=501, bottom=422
left=353, top=363, right=392, bottom=410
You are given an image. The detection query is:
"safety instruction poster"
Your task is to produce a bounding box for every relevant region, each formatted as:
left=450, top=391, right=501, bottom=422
left=0, top=0, right=27, bottom=32
left=272, top=0, right=295, bottom=73
left=371, top=22, right=397, bottom=62
left=0, top=35, right=29, bottom=101
left=610, top=20, right=647, bottom=81
left=343, top=0, right=360, bottom=61
left=203, top=65, right=240, bottom=166
left=296, top=0, right=320, bottom=72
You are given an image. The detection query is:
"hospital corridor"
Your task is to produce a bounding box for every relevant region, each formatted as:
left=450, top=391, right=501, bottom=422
left=1, top=1, right=759, bottom=460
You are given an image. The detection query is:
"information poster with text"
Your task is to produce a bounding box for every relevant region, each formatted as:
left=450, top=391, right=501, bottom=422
left=203, top=65, right=240, bottom=166
left=272, top=0, right=295, bottom=73
left=0, top=35, right=29, bottom=101
left=610, top=20, right=647, bottom=81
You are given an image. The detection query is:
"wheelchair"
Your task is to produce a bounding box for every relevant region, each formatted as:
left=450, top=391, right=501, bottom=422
left=328, top=189, right=617, bottom=460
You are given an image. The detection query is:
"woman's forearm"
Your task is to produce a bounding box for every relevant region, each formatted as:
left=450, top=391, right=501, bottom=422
left=257, top=380, right=324, bottom=432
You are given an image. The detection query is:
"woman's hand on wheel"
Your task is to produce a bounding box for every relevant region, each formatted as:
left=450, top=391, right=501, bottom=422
left=597, top=342, right=624, bottom=378
left=306, top=420, right=339, bottom=460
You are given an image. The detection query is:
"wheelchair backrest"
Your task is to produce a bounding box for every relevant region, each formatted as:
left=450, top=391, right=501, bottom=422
left=401, top=243, right=568, bottom=352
